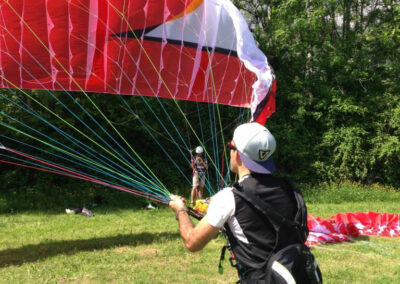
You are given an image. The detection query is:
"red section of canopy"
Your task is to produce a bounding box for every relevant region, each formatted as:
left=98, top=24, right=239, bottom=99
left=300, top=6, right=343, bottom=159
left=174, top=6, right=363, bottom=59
left=0, top=0, right=255, bottom=108
left=306, top=212, right=400, bottom=247
left=254, top=80, right=276, bottom=125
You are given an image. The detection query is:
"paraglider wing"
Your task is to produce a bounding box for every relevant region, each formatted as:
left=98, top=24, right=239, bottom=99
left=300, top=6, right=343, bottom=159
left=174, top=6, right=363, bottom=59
left=0, top=0, right=275, bottom=124
left=307, top=212, right=400, bottom=247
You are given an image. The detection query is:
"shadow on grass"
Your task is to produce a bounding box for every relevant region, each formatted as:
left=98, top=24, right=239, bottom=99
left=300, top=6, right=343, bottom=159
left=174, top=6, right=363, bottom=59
left=0, top=205, right=169, bottom=215
left=315, top=235, right=370, bottom=248
left=350, top=236, right=370, bottom=242
left=0, top=232, right=180, bottom=267
left=0, top=188, right=160, bottom=214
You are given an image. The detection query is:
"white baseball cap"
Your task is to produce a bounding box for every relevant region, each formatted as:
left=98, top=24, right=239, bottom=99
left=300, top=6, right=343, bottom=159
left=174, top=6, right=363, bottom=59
left=233, top=122, right=276, bottom=174
left=195, top=146, right=204, bottom=154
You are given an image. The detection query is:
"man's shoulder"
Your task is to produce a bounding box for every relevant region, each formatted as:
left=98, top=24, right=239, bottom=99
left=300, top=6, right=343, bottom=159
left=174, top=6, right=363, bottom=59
left=210, top=186, right=234, bottom=204
left=242, top=174, right=288, bottom=187
left=206, top=187, right=236, bottom=228
left=213, top=186, right=233, bottom=197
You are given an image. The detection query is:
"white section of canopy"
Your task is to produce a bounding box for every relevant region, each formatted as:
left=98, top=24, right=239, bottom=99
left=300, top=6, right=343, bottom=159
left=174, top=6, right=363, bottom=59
left=145, top=0, right=275, bottom=121
left=145, top=1, right=238, bottom=53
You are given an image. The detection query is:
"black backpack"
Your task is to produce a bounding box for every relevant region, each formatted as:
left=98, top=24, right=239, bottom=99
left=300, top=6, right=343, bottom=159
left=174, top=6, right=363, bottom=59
left=232, top=178, right=322, bottom=284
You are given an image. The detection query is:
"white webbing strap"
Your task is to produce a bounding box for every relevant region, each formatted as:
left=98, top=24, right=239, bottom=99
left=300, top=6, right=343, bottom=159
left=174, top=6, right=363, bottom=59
left=271, top=261, right=296, bottom=284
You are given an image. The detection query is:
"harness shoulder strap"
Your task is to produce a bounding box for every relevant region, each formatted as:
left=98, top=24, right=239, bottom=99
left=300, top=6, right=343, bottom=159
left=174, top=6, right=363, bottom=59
left=222, top=222, right=247, bottom=277
left=231, top=183, right=298, bottom=231
left=282, top=178, right=309, bottom=240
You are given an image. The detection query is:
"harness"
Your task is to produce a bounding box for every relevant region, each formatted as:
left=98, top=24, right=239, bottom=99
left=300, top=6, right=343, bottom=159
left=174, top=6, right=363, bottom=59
left=188, top=177, right=321, bottom=283
left=220, top=178, right=310, bottom=282
left=190, top=152, right=207, bottom=175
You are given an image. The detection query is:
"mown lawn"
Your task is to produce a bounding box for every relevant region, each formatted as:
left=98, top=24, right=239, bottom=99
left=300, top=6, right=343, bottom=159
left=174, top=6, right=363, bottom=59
left=0, top=183, right=399, bottom=283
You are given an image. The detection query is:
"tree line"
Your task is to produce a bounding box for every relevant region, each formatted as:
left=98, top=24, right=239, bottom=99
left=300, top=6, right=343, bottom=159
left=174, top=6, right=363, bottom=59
left=235, top=0, right=400, bottom=186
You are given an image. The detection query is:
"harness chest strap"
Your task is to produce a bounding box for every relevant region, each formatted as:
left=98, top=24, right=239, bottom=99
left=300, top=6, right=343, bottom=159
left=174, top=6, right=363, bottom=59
left=220, top=223, right=246, bottom=277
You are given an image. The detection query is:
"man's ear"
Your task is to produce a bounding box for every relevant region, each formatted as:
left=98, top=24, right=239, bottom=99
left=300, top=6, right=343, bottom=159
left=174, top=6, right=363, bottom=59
left=235, top=151, right=243, bottom=166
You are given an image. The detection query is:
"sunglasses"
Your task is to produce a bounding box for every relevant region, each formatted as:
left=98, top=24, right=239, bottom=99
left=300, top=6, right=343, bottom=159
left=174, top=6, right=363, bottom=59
left=226, top=141, right=237, bottom=151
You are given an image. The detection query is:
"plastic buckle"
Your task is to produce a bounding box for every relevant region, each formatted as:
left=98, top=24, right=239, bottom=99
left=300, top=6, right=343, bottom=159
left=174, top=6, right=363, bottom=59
left=229, top=256, right=237, bottom=268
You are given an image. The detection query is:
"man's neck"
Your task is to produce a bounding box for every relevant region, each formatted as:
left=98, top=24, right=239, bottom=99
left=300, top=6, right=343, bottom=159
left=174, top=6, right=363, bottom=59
left=237, top=167, right=251, bottom=180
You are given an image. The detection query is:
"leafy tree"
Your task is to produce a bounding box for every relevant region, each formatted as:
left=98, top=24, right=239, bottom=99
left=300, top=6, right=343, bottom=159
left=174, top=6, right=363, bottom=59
left=235, top=0, right=400, bottom=186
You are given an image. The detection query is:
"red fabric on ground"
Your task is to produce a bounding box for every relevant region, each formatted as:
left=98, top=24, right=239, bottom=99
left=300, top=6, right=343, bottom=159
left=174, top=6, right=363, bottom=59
left=306, top=212, right=400, bottom=247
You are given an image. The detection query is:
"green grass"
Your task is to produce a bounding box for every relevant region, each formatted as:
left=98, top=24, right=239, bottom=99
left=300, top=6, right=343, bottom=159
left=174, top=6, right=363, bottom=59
left=0, top=209, right=238, bottom=283
left=0, top=183, right=400, bottom=283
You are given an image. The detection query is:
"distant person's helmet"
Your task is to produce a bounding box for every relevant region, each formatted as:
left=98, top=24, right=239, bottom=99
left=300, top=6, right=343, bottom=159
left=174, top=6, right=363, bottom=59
left=195, top=146, right=204, bottom=154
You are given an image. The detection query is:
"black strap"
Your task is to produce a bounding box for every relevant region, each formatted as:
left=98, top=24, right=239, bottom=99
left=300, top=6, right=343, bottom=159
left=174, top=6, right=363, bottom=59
left=282, top=178, right=309, bottom=242
left=187, top=207, right=203, bottom=220
left=284, top=179, right=308, bottom=231
left=218, top=245, right=227, bottom=274
left=232, top=180, right=308, bottom=247
left=232, top=183, right=299, bottom=231
left=222, top=224, right=248, bottom=277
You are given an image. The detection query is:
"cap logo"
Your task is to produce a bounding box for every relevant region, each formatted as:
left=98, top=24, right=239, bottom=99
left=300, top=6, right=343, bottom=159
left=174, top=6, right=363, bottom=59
left=259, top=149, right=270, bottom=160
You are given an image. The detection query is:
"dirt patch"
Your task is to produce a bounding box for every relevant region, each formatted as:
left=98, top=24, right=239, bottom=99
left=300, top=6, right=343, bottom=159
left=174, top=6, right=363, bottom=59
left=136, top=248, right=158, bottom=256
left=114, top=246, right=134, bottom=253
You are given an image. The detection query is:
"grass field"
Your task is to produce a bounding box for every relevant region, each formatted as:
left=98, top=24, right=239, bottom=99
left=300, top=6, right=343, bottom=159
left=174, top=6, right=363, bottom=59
left=1, top=183, right=400, bottom=283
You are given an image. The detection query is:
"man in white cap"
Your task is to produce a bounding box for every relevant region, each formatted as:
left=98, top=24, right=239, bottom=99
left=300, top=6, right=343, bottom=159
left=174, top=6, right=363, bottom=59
left=170, top=122, right=299, bottom=283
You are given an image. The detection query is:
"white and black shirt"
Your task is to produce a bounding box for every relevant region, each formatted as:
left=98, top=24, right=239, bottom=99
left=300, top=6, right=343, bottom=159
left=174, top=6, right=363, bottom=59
left=205, top=174, right=297, bottom=279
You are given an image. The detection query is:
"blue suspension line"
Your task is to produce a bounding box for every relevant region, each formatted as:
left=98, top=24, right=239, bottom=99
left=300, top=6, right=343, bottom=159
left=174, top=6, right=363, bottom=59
left=0, top=35, right=161, bottom=188
left=0, top=95, right=155, bottom=188
left=0, top=95, right=143, bottom=182
left=117, top=99, right=192, bottom=187
left=156, top=99, right=191, bottom=150
left=195, top=101, right=214, bottom=194
left=194, top=101, right=214, bottom=194
left=208, top=98, right=220, bottom=194
left=0, top=135, right=164, bottom=193
left=0, top=153, right=168, bottom=202
left=0, top=153, right=167, bottom=201
left=0, top=121, right=165, bottom=194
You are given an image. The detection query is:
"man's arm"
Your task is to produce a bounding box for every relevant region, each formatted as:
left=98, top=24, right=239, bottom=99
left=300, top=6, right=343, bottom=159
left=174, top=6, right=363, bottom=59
left=170, top=196, right=220, bottom=252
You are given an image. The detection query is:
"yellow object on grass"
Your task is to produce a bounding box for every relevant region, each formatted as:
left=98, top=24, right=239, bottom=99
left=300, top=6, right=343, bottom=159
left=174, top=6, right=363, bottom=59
left=193, top=199, right=209, bottom=214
